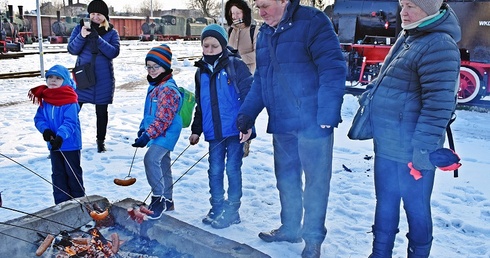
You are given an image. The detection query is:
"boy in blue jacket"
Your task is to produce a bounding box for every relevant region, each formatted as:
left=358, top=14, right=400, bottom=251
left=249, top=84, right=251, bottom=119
left=29, top=64, right=84, bottom=205
left=189, top=24, right=253, bottom=229
left=132, top=44, right=183, bottom=220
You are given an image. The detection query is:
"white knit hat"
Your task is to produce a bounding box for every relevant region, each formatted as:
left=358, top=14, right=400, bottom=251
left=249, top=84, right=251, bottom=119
left=405, top=0, right=443, bottom=15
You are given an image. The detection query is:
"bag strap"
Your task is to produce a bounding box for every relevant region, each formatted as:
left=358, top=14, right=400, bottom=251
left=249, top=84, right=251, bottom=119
left=228, top=25, right=256, bottom=44
left=267, top=36, right=300, bottom=107
left=250, top=24, right=256, bottom=45
left=446, top=113, right=458, bottom=177
left=225, top=56, right=241, bottom=95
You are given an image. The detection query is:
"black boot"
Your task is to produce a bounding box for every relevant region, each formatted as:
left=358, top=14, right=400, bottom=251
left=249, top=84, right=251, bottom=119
left=147, top=196, right=164, bottom=220
left=369, top=226, right=399, bottom=258
left=211, top=200, right=241, bottom=229
left=407, top=234, right=432, bottom=258
left=258, top=226, right=302, bottom=243
left=302, top=242, right=322, bottom=258
left=97, top=140, right=106, bottom=153
left=202, top=198, right=223, bottom=225
left=164, top=199, right=174, bottom=211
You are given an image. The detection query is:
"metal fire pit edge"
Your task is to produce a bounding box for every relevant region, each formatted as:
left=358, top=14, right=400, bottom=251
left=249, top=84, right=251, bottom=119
left=112, top=197, right=271, bottom=258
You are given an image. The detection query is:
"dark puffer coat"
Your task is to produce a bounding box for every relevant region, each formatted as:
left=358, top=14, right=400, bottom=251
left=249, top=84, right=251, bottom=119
left=370, top=3, right=461, bottom=163
left=238, top=0, right=346, bottom=134
left=68, top=24, right=120, bottom=104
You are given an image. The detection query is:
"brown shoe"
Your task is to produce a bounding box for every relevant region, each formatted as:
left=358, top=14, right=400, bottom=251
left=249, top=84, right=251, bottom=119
left=301, top=242, right=321, bottom=258
left=258, top=228, right=302, bottom=243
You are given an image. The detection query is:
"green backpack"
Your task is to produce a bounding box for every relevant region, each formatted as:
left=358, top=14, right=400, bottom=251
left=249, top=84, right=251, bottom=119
left=177, top=87, right=195, bottom=128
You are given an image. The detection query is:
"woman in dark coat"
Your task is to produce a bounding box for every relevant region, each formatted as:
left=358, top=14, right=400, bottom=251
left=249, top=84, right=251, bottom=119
left=68, top=0, right=120, bottom=153
left=364, top=1, right=461, bottom=257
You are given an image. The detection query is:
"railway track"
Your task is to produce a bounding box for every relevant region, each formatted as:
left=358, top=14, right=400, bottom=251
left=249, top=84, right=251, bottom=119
left=0, top=49, right=68, bottom=59
left=0, top=69, right=73, bottom=79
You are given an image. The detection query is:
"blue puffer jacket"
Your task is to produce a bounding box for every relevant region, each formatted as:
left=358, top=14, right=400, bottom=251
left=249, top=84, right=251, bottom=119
left=34, top=100, right=82, bottom=151
left=139, top=78, right=183, bottom=151
left=238, top=0, right=346, bottom=134
left=192, top=48, right=253, bottom=141
left=369, top=3, right=461, bottom=163
left=68, top=24, right=120, bottom=104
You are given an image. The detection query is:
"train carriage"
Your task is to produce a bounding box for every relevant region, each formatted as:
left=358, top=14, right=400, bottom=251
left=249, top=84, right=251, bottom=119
left=326, top=0, right=490, bottom=103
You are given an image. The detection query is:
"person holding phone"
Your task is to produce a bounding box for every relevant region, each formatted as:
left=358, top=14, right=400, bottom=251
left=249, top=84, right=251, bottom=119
left=67, top=0, right=120, bottom=153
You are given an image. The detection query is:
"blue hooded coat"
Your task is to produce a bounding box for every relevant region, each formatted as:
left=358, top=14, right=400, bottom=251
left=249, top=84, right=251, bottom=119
left=34, top=65, right=82, bottom=151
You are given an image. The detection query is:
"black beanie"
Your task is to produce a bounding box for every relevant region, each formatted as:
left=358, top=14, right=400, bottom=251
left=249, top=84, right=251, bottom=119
left=88, top=0, right=109, bottom=21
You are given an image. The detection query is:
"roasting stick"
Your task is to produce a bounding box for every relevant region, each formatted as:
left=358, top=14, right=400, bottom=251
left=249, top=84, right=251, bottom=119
left=59, top=151, right=110, bottom=221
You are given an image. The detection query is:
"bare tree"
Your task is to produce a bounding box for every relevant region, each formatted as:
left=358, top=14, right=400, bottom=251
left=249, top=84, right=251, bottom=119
left=187, top=0, right=221, bottom=18
left=139, top=0, right=163, bottom=16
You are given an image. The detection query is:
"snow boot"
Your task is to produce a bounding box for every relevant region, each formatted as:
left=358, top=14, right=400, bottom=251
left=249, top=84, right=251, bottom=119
left=301, top=241, right=322, bottom=258
left=211, top=200, right=241, bottom=229
left=407, top=234, right=432, bottom=258
left=97, top=140, right=106, bottom=153
left=202, top=198, right=223, bottom=225
left=165, top=199, right=174, bottom=211
left=147, top=196, right=164, bottom=220
left=369, top=226, right=399, bottom=258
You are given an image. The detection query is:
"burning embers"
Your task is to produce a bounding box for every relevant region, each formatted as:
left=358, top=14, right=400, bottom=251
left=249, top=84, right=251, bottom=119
left=36, top=228, right=120, bottom=257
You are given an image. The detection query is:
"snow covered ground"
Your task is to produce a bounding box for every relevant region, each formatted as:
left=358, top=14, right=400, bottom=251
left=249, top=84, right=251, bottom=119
left=0, top=40, right=489, bottom=257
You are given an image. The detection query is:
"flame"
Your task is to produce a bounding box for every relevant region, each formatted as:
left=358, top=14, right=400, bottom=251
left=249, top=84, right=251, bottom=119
left=64, top=246, right=77, bottom=256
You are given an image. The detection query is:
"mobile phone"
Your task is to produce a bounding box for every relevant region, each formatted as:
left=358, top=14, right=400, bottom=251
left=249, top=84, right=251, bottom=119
left=83, top=18, right=90, bottom=27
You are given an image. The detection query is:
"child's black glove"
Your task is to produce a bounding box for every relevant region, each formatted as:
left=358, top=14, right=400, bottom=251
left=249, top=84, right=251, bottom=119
left=43, top=129, right=55, bottom=142
left=50, top=136, right=63, bottom=151
left=132, top=133, right=150, bottom=148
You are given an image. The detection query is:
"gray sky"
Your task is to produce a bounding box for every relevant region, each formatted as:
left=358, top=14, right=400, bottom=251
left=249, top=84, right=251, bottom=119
left=3, top=0, right=189, bottom=12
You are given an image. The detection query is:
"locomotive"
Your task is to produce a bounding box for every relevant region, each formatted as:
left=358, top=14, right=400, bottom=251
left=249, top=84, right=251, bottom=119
left=326, top=0, right=490, bottom=103
left=0, top=5, right=33, bottom=53
left=140, top=15, right=214, bottom=41
left=22, top=13, right=214, bottom=44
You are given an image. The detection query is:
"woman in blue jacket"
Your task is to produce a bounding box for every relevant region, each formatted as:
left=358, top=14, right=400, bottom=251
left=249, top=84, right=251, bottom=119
left=365, top=1, right=461, bottom=257
left=68, top=0, right=120, bottom=153
left=189, top=24, right=253, bottom=229
left=29, top=65, right=84, bottom=205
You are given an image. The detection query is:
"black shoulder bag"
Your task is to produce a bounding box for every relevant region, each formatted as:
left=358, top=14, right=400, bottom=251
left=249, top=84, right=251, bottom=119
left=72, top=48, right=97, bottom=89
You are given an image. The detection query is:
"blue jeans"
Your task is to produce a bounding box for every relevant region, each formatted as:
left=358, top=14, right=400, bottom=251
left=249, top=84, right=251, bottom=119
left=207, top=136, right=243, bottom=204
left=50, top=150, right=84, bottom=204
left=144, top=145, right=173, bottom=199
left=371, top=156, right=435, bottom=258
left=273, top=128, right=333, bottom=243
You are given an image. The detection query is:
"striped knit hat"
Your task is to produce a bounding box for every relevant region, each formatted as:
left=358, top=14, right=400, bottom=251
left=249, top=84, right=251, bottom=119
left=145, top=44, right=172, bottom=71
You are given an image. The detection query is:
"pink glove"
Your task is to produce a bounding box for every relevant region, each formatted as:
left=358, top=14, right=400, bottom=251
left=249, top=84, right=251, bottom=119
left=408, top=162, right=422, bottom=180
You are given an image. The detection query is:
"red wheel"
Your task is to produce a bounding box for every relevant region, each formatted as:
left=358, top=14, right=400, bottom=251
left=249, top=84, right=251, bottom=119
left=458, top=67, right=481, bottom=103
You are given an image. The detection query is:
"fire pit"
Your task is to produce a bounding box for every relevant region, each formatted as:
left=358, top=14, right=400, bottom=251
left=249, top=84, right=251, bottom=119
left=0, top=195, right=270, bottom=258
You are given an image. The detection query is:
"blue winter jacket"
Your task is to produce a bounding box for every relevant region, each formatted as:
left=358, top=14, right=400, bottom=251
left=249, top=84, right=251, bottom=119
left=34, top=98, right=82, bottom=151
left=68, top=24, right=120, bottom=104
left=192, top=48, right=253, bottom=141
left=238, top=0, right=346, bottom=134
left=139, top=78, right=183, bottom=151
left=369, top=3, right=461, bottom=163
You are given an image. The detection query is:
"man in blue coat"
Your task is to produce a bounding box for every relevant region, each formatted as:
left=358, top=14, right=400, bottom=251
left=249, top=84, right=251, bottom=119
left=236, top=0, right=346, bottom=257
